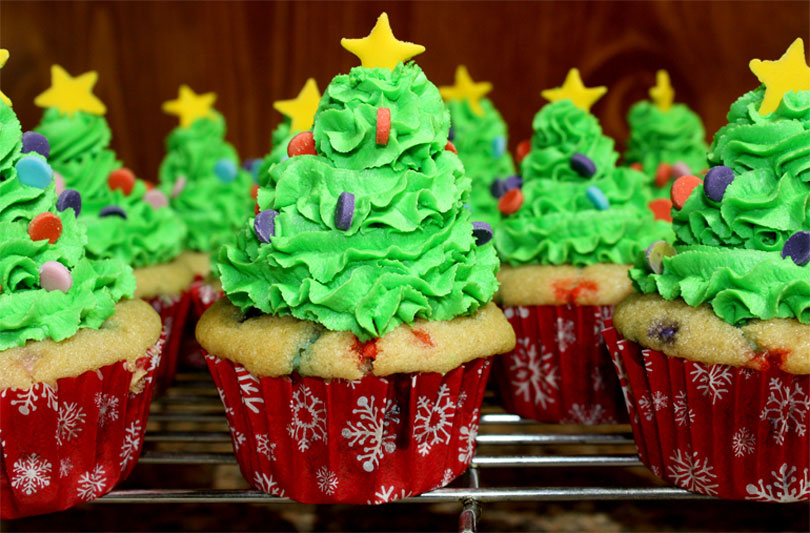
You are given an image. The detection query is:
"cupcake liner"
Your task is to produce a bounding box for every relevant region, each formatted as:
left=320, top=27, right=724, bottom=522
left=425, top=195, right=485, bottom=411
left=205, top=354, right=491, bottom=504
left=493, top=304, right=626, bottom=424
left=0, top=329, right=166, bottom=519
left=603, top=323, right=810, bottom=502
left=146, top=291, right=191, bottom=391
left=188, top=278, right=224, bottom=321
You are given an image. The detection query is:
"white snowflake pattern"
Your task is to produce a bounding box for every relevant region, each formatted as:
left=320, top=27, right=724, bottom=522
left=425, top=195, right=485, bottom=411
left=230, top=428, right=246, bottom=451
left=667, top=450, right=718, bottom=496
left=746, top=464, right=810, bottom=502
left=252, top=472, right=285, bottom=496
left=610, top=345, right=636, bottom=422
left=120, top=421, right=143, bottom=469
left=564, top=403, right=617, bottom=424
left=198, top=283, right=221, bottom=306
left=145, top=327, right=167, bottom=373
left=341, top=396, right=400, bottom=471
left=55, top=402, right=86, bottom=446
left=287, top=385, right=327, bottom=452
left=76, top=465, right=107, bottom=501
left=503, top=306, right=529, bottom=320
left=256, top=434, right=277, bottom=461
left=414, top=384, right=455, bottom=456
left=556, top=317, right=576, bottom=351
left=731, top=427, right=756, bottom=458
left=760, top=378, right=810, bottom=446
left=441, top=468, right=455, bottom=487
left=316, top=466, right=339, bottom=495
left=509, top=338, right=558, bottom=408
left=591, top=366, right=605, bottom=392
left=10, top=383, right=58, bottom=415
left=652, top=391, right=668, bottom=411
left=367, top=485, right=412, bottom=505
left=457, top=391, right=468, bottom=408
left=216, top=386, right=234, bottom=416
left=690, top=364, right=733, bottom=404
left=11, top=454, right=52, bottom=495
left=59, top=458, right=73, bottom=478
left=673, top=391, right=695, bottom=427
left=637, top=395, right=655, bottom=422
left=641, top=349, right=656, bottom=374
left=0, top=428, right=6, bottom=458
left=94, top=393, right=120, bottom=426
left=235, top=366, right=265, bottom=414
left=457, top=410, right=479, bottom=464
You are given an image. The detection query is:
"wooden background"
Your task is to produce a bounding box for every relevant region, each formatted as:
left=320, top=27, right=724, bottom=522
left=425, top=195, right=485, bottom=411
left=2, top=1, right=808, bottom=181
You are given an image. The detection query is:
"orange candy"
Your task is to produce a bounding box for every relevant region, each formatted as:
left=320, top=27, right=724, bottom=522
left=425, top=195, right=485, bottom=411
left=254, top=203, right=260, bottom=216
left=445, top=141, right=457, bottom=154
left=251, top=184, right=259, bottom=200
left=654, top=162, right=673, bottom=188
left=515, top=139, right=531, bottom=164
left=498, top=188, right=524, bottom=215
left=108, top=168, right=136, bottom=195
left=671, top=175, right=703, bottom=210
left=287, top=131, right=316, bottom=157
left=648, top=198, right=673, bottom=222
left=28, top=212, right=63, bottom=244
left=629, top=162, right=643, bottom=172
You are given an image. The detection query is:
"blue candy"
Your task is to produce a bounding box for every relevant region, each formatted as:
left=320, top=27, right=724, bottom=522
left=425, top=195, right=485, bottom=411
left=254, top=209, right=279, bottom=243
left=704, top=166, right=735, bottom=202
left=586, top=186, right=610, bottom=210
left=782, top=231, right=810, bottom=266
left=16, top=155, right=53, bottom=189
left=335, top=192, right=355, bottom=231
left=492, top=135, right=506, bottom=158
left=214, top=158, right=238, bottom=183
left=570, top=153, right=597, bottom=178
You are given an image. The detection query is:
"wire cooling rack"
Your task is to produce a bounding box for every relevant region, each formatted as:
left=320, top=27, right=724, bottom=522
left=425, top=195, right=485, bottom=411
left=96, top=371, right=709, bottom=532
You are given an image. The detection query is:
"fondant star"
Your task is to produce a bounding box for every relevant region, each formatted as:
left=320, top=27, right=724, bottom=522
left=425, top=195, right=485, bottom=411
left=439, top=65, right=493, bottom=116
left=162, top=85, right=217, bottom=128
left=0, top=49, right=11, bottom=106
left=341, top=12, right=425, bottom=70
left=749, top=38, right=810, bottom=115
left=541, top=68, right=607, bottom=112
left=273, top=78, right=321, bottom=132
left=650, top=70, right=674, bottom=112
left=34, top=65, right=107, bottom=116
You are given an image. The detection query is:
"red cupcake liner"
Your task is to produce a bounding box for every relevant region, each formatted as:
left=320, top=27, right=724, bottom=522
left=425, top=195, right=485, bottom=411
left=493, top=304, right=626, bottom=424
left=0, top=328, right=166, bottom=518
left=603, top=323, right=810, bottom=502
left=205, top=354, right=491, bottom=504
left=188, top=278, right=223, bottom=321
left=146, top=291, right=191, bottom=392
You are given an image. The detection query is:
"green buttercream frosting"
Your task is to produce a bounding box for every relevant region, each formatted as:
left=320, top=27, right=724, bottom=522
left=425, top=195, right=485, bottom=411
left=446, top=98, right=516, bottom=227
left=158, top=112, right=254, bottom=253
left=496, top=99, right=671, bottom=266
left=217, top=63, right=500, bottom=341
left=630, top=87, right=810, bottom=325
left=256, top=118, right=293, bottom=188
left=0, top=102, right=135, bottom=350
left=36, top=109, right=187, bottom=268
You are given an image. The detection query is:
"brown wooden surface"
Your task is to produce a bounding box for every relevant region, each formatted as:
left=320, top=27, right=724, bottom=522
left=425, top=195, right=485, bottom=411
left=2, top=1, right=808, bottom=181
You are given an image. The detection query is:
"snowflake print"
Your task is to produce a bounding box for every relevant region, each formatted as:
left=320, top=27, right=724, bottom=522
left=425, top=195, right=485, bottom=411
left=637, top=395, right=655, bottom=422
left=556, top=317, right=576, bottom=351
left=367, top=485, right=412, bottom=505
left=564, top=403, right=616, bottom=424
left=673, top=391, right=695, bottom=427
left=59, top=458, right=73, bottom=478
left=746, top=464, right=810, bottom=502
left=230, top=428, right=246, bottom=451
left=198, top=283, right=221, bottom=306
left=667, top=450, right=718, bottom=496
left=94, top=393, right=120, bottom=426
left=215, top=386, right=234, bottom=416
left=76, top=465, right=107, bottom=501
left=0, top=429, right=5, bottom=458
left=235, top=366, right=265, bottom=414
left=457, top=391, right=468, bottom=408
left=731, top=427, right=756, bottom=458
left=689, top=364, right=733, bottom=404
left=287, top=385, right=327, bottom=452
left=252, top=472, right=285, bottom=496
left=316, top=466, right=339, bottom=495
left=591, top=366, right=605, bottom=392
left=10, top=383, right=58, bottom=415
left=760, top=378, right=809, bottom=445
left=145, top=327, right=166, bottom=373
left=342, top=396, right=400, bottom=471
left=509, top=338, right=558, bottom=408
left=641, top=349, right=656, bottom=373
left=457, top=410, right=479, bottom=464
left=56, top=402, right=86, bottom=446
left=503, top=306, right=529, bottom=320
left=256, top=434, right=277, bottom=461
left=120, top=421, right=143, bottom=469
left=652, top=391, right=668, bottom=411
left=414, top=384, right=455, bottom=456
left=11, top=454, right=52, bottom=495
left=441, top=468, right=455, bottom=487
left=344, top=378, right=364, bottom=390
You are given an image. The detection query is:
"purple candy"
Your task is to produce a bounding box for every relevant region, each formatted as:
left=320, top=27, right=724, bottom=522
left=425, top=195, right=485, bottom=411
left=504, top=175, right=523, bottom=191
left=671, top=161, right=691, bottom=179
left=448, top=127, right=454, bottom=141
left=56, top=189, right=82, bottom=216
left=490, top=178, right=506, bottom=198
left=704, top=166, right=735, bottom=202
left=335, top=192, right=355, bottom=231
left=472, top=221, right=493, bottom=246
left=647, top=322, right=679, bottom=344
left=782, top=231, right=810, bottom=266
left=570, top=153, right=597, bottom=178
left=22, top=131, right=50, bottom=159
left=254, top=209, right=278, bottom=243
left=99, top=205, right=126, bottom=219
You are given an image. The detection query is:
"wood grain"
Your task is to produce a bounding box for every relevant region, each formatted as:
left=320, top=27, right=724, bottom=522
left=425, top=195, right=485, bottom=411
left=2, top=1, right=808, bottom=180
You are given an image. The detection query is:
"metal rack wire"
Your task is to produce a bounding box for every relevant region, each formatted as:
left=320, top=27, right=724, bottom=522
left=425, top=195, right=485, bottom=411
left=97, top=371, right=709, bottom=532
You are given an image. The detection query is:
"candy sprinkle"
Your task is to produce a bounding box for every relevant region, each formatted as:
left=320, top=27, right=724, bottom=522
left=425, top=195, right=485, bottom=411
left=57, top=189, right=82, bottom=216
left=586, top=186, right=610, bottom=210
left=144, top=189, right=168, bottom=209
left=254, top=209, right=279, bottom=243
left=376, top=107, right=391, bottom=145
left=21, top=131, right=51, bottom=158
left=498, top=188, right=524, bottom=215
left=782, top=231, right=810, bottom=266
left=99, top=205, right=127, bottom=218
left=654, top=162, right=673, bottom=188
left=671, top=175, right=703, bottom=210
left=492, top=135, right=506, bottom=158
left=703, top=166, right=735, bottom=202
left=335, top=192, right=355, bottom=231
left=171, top=175, right=187, bottom=198
left=445, top=141, right=457, bottom=154
left=288, top=131, right=316, bottom=157
left=671, top=161, right=692, bottom=179
left=648, top=198, right=673, bottom=222
left=16, top=155, right=54, bottom=189
left=570, top=153, right=597, bottom=178
left=472, top=221, right=493, bottom=245
left=515, top=139, right=531, bottom=164
left=214, top=158, right=238, bottom=183
left=645, top=240, right=676, bottom=274
left=39, top=261, right=72, bottom=293
left=53, top=172, right=65, bottom=196
left=108, top=168, right=136, bottom=195
left=28, top=212, right=62, bottom=244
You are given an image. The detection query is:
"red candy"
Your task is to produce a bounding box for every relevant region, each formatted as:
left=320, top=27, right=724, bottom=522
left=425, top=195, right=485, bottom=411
left=376, top=107, right=391, bottom=145
left=671, top=175, right=703, bottom=210
left=144, top=181, right=154, bottom=190
left=287, top=131, right=316, bottom=157
left=108, top=168, right=136, bottom=195
left=251, top=184, right=259, bottom=200
left=515, top=139, right=531, bottom=164
left=498, top=188, right=524, bottom=215
left=28, top=212, right=63, bottom=244
left=654, top=162, right=673, bottom=188
left=629, top=162, right=644, bottom=172
left=445, top=141, right=457, bottom=154
left=648, top=198, right=673, bottom=222
left=254, top=203, right=260, bottom=216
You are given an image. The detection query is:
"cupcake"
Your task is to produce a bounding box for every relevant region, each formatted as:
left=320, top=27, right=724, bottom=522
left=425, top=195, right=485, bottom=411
left=34, top=66, right=192, bottom=391
left=0, top=52, right=163, bottom=518
left=196, top=13, right=515, bottom=504
left=625, top=70, right=709, bottom=211
left=493, top=68, right=672, bottom=424
left=439, top=65, right=516, bottom=227
left=604, top=39, right=809, bottom=501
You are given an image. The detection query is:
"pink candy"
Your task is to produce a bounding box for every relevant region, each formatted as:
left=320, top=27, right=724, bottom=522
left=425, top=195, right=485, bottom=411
left=39, top=261, right=72, bottom=293
left=144, top=189, right=168, bottom=209
left=171, top=175, right=187, bottom=198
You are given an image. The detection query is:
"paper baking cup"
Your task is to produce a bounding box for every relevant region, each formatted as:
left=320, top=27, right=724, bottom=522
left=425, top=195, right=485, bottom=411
left=205, top=354, right=491, bottom=504
left=188, top=278, right=224, bottom=320
left=493, top=304, right=626, bottom=424
left=146, top=291, right=191, bottom=392
left=603, top=324, right=810, bottom=502
left=0, top=330, right=166, bottom=519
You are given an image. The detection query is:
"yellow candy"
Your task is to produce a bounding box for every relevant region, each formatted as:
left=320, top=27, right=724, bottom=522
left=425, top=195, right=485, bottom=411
left=649, top=70, right=675, bottom=112
left=541, top=68, right=606, bottom=112
left=341, top=12, right=425, bottom=71
left=273, top=78, right=321, bottom=133
left=34, top=65, right=107, bottom=116
left=162, top=85, right=216, bottom=128
left=439, top=65, right=492, bottom=117
left=749, top=38, right=810, bottom=115
left=645, top=241, right=676, bottom=275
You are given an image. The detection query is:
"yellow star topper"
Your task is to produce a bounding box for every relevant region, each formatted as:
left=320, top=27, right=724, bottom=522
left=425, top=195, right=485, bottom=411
left=649, top=70, right=675, bottom=112
left=34, top=64, right=107, bottom=116
left=439, top=65, right=493, bottom=116
left=749, top=38, right=810, bottom=115
left=341, top=12, right=425, bottom=70
left=541, top=68, right=607, bottom=112
left=162, top=85, right=217, bottom=128
left=0, top=49, right=11, bottom=106
left=273, top=78, right=321, bottom=132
